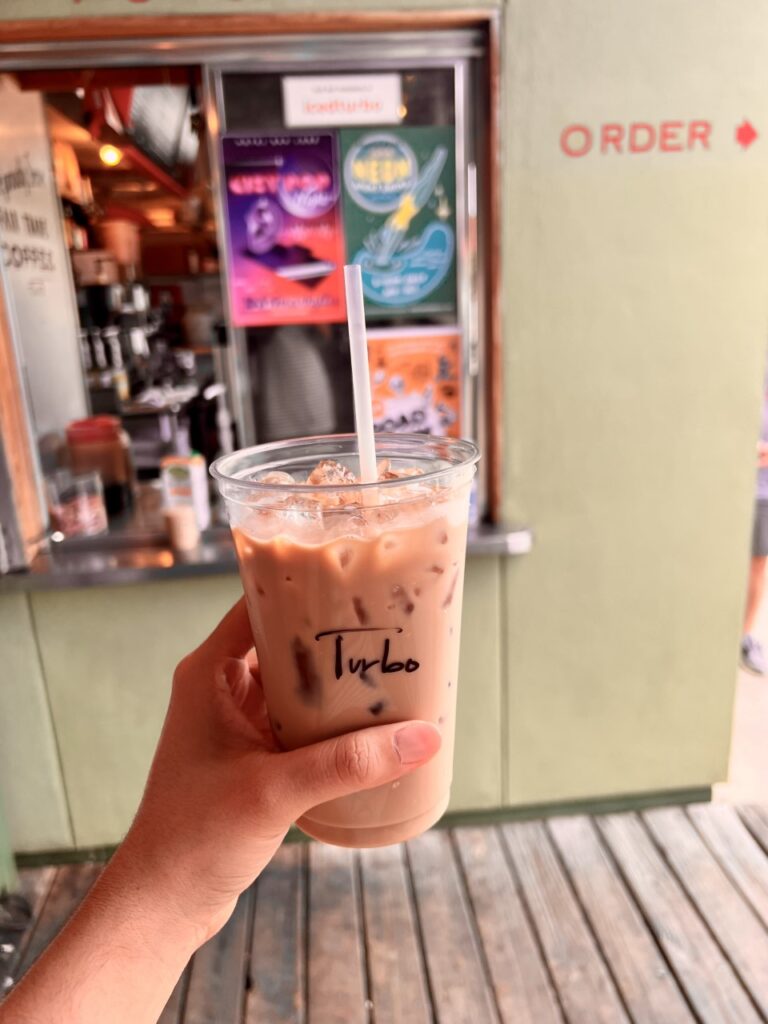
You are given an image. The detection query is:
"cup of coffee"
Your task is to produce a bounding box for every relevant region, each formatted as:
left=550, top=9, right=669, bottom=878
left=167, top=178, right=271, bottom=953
left=212, top=433, right=479, bottom=847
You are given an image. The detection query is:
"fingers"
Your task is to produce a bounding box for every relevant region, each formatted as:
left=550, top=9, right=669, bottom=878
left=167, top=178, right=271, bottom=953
left=219, top=658, right=255, bottom=712
left=214, top=656, right=276, bottom=748
left=272, top=721, right=441, bottom=822
left=202, top=598, right=254, bottom=661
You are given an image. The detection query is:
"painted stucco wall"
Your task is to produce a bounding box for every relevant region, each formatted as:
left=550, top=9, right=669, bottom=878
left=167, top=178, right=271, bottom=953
left=1, top=564, right=501, bottom=850
left=501, top=0, right=768, bottom=804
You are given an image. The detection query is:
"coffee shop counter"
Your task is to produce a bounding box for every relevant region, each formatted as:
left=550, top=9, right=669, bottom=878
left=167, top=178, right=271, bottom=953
left=0, top=502, right=531, bottom=856
left=0, top=520, right=532, bottom=592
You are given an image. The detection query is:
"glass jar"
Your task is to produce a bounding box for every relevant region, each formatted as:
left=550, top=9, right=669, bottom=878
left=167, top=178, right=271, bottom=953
left=66, top=416, right=134, bottom=517
left=46, top=470, right=108, bottom=538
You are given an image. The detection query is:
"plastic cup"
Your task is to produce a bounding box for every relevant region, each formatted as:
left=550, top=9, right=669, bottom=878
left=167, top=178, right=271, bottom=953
left=46, top=469, right=108, bottom=538
left=212, top=433, right=479, bottom=847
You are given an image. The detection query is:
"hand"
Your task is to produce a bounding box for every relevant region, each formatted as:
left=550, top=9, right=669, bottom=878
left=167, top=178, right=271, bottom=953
left=0, top=601, right=441, bottom=1024
left=758, top=441, right=768, bottom=468
left=116, top=598, right=442, bottom=945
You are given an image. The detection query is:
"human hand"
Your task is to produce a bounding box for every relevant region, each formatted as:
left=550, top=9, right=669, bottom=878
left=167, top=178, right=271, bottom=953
left=0, top=600, right=441, bottom=1024
left=115, top=598, right=442, bottom=947
left=758, top=441, right=768, bottom=468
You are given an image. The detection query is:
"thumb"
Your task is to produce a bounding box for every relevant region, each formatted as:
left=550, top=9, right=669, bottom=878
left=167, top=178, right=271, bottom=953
left=274, top=720, right=441, bottom=821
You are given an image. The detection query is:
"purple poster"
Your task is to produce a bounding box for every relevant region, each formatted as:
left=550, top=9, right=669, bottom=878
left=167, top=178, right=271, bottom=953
left=220, top=133, right=346, bottom=326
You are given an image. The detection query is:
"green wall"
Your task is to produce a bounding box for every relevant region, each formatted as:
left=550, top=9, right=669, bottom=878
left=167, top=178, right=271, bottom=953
left=0, top=595, right=72, bottom=851
left=501, top=0, right=768, bottom=805
left=0, top=798, right=18, bottom=892
left=2, top=0, right=768, bottom=851
left=1, top=564, right=501, bottom=850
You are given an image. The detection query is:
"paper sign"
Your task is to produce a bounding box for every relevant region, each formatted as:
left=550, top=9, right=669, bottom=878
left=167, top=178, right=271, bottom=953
left=282, top=74, right=402, bottom=128
left=341, top=126, right=457, bottom=318
left=368, top=326, right=462, bottom=437
left=220, top=133, right=346, bottom=327
left=0, top=77, right=87, bottom=435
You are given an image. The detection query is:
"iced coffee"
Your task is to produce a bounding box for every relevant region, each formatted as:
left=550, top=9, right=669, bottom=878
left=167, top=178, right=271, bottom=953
left=212, top=434, right=478, bottom=847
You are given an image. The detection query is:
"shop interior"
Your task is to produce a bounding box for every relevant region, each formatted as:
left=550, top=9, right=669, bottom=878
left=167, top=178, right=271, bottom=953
left=12, top=67, right=232, bottom=537
left=1, top=42, right=490, bottom=563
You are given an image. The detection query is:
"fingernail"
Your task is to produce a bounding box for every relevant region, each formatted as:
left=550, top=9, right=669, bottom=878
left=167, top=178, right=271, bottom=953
left=394, top=723, right=440, bottom=765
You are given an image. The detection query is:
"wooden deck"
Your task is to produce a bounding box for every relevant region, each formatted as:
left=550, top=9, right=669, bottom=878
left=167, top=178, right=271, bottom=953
left=4, top=804, right=768, bottom=1022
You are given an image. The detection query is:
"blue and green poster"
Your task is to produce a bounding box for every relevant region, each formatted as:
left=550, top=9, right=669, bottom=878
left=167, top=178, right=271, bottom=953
left=340, top=126, right=457, bottom=318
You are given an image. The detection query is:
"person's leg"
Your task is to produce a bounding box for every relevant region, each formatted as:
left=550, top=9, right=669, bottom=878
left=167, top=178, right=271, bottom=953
left=742, top=500, right=768, bottom=672
left=744, top=555, right=768, bottom=635
left=742, top=501, right=768, bottom=673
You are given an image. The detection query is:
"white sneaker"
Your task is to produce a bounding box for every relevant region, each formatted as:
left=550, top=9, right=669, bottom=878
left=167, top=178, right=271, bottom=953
left=741, top=635, right=767, bottom=675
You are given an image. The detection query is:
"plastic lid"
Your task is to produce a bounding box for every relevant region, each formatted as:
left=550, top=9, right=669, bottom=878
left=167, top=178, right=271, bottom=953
left=66, top=416, right=121, bottom=445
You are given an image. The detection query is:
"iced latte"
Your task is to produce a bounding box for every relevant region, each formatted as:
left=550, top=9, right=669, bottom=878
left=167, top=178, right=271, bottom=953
left=212, top=434, right=478, bottom=847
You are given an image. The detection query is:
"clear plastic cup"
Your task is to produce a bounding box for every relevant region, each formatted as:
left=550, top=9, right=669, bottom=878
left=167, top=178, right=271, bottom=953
left=46, top=469, right=108, bottom=539
left=211, top=433, right=479, bottom=847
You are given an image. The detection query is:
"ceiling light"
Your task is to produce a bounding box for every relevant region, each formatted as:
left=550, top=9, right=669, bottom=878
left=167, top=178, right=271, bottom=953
left=112, top=180, right=159, bottom=194
left=75, top=87, right=85, bottom=99
left=99, top=144, right=123, bottom=167
left=147, top=207, right=176, bottom=228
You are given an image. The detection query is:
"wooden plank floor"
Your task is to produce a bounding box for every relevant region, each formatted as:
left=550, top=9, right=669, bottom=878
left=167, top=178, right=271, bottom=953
left=4, top=804, right=768, bottom=1023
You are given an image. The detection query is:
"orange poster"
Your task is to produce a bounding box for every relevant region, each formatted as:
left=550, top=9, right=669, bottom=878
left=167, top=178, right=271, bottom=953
left=367, top=326, right=462, bottom=437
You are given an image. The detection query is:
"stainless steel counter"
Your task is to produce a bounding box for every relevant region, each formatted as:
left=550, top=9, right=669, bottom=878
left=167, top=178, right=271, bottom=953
left=0, top=523, right=533, bottom=592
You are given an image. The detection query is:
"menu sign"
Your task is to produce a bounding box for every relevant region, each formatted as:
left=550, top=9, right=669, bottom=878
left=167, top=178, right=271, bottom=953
left=221, top=133, right=346, bottom=327
left=340, top=126, right=457, bottom=318
left=282, top=75, right=403, bottom=128
left=368, top=326, right=462, bottom=437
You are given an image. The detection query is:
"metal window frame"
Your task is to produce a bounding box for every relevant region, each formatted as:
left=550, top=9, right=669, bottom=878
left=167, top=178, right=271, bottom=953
left=206, top=54, right=476, bottom=434
left=0, top=31, right=484, bottom=69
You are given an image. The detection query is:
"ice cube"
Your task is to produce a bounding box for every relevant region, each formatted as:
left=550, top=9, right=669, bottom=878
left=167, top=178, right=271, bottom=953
left=257, top=470, right=295, bottom=485
left=380, top=465, right=423, bottom=480
left=314, top=489, right=352, bottom=510
left=338, top=509, right=368, bottom=536
left=391, top=584, right=415, bottom=615
left=353, top=596, right=369, bottom=625
left=370, top=506, right=399, bottom=525
left=338, top=547, right=352, bottom=568
left=307, top=459, right=357, bottom=486
left=293, top=494, right=323, bottom=510
left=280, top=494, right=324, bottom=527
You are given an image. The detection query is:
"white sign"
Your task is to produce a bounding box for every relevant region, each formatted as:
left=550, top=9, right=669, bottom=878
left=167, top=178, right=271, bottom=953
left=0, top=76, right=86, bottom=437
left=282, top=74, right=402, bottom=128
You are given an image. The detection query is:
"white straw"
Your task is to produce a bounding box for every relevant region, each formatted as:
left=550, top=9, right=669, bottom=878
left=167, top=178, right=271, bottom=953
left=344, top=264, right=377, bottom=484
